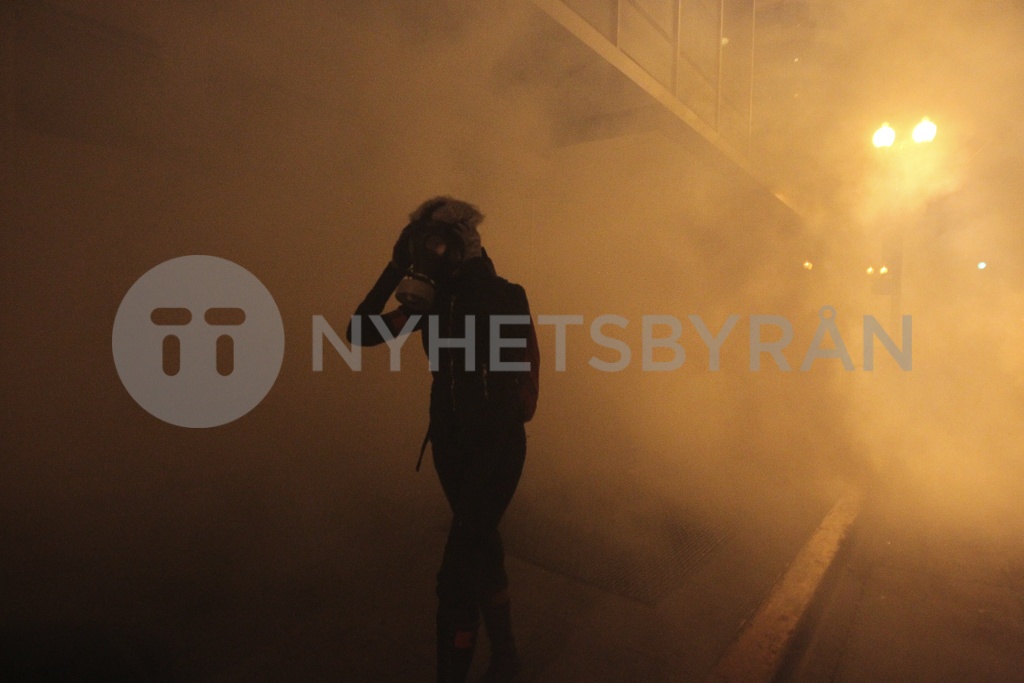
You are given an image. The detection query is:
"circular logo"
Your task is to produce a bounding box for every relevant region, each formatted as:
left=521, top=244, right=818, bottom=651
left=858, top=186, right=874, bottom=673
left=112, top=256, right=285, bottom=428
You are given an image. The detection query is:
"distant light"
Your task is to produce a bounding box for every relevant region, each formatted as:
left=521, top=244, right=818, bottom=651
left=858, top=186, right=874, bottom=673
left=879, top=265, right=889, bottom=275
left=867, top=266, right=875, bottom=275
left=873, top=123, right=896, bottom=148
left=912, top=117, right=938, bottom=144
left=803, top=260, right=813, bottom=270
left=978, top=261, right=987, bottom=270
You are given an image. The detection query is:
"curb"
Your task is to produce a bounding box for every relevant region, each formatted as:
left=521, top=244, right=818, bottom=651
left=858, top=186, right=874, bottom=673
left=705, top=487, right=865, bottom=683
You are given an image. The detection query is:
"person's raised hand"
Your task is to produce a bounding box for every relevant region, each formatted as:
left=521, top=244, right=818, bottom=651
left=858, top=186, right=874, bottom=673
left=390, top=222, right=415, bottom=272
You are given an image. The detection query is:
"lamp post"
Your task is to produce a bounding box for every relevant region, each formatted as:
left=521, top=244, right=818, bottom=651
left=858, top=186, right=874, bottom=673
left=870, top=117, right=938, bottom=338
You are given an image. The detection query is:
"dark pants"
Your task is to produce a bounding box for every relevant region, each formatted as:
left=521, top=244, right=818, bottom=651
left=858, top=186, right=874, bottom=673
left=431, top=419, right=526, bottom=629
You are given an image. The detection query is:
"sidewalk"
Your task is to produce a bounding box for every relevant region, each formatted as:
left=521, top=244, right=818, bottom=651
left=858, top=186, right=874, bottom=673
left=780, top=484, right=1024, bottom=682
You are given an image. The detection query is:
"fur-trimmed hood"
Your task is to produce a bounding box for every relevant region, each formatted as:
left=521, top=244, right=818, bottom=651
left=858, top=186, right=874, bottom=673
left=409, top=196, right=484, bottom=261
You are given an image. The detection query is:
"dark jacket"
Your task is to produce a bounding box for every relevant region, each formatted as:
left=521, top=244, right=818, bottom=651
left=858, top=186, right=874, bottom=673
left=348, top=251, right=538, bottom=436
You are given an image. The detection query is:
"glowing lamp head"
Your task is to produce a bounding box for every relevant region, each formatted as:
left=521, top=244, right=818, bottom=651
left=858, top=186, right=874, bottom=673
left=912, top=117, right=937, bottom=144
left=873, top=123, right=896, bottom=148
left=978, top=261, right=987, bottom=270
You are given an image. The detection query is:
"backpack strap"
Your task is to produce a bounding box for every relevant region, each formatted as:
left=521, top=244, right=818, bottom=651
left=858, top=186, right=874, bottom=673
left=520, top=316, right=540, bottom=422
left=415, top=423, right=431, bottom=472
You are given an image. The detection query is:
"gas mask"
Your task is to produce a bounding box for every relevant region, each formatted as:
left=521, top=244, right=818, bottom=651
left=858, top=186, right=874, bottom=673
left=394, top=219, right=467, bottom=312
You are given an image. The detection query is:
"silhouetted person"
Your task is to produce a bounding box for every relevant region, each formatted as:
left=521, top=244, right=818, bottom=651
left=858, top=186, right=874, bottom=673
left=347, top=197, right=539, bottom=682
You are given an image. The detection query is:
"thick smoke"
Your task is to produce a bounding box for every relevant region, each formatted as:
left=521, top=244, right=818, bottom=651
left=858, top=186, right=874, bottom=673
left=4, top=0, right=1022, bottom=677
left=754, top=0, right=1024, bottom=531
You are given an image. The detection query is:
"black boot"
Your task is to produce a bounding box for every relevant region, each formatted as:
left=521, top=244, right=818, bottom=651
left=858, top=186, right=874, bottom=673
left=480, top=590, right=521, bottom=682
left=437, top=618, right=478, bottom=683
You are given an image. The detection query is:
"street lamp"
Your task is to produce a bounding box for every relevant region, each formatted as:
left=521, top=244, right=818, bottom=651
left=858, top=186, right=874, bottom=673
left=872, top=118, right=938, bottom=148
left=912, top=117, right=937, bottom=144
left=873, top=123, right=896, bottom=148
left=869, top=116, right=938, bottom=340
